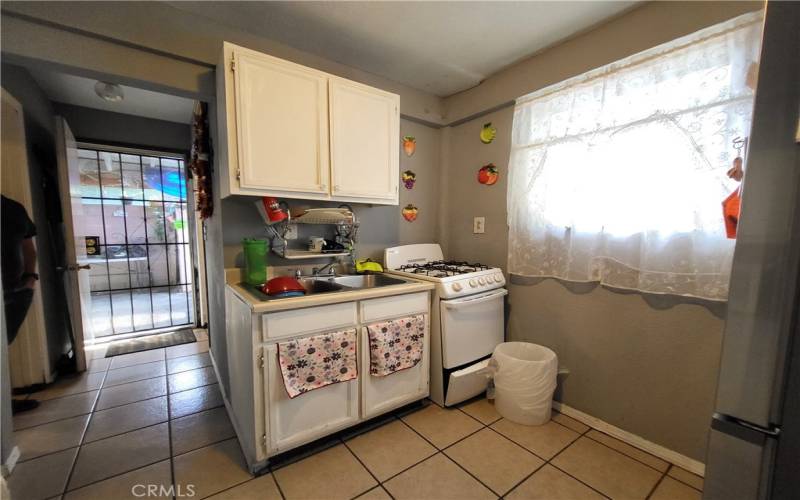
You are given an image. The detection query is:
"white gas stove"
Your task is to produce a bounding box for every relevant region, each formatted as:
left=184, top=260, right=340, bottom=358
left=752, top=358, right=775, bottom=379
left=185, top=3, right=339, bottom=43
left=384, top=243, right=506, bottom=299
left=384, top=244, right=507, bottom=406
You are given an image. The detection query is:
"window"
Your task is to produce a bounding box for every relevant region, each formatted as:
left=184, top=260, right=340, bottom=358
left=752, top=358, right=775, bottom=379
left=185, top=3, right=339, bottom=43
left=507, top=12, right=762, bottom=300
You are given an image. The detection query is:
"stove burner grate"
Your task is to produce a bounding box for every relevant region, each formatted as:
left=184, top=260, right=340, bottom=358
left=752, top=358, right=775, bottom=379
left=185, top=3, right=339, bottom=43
left=397, top=260, right=491, bottom=276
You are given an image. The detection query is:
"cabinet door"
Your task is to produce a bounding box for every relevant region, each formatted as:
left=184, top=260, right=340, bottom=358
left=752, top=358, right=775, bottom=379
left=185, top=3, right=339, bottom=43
left=361, top=316, right=430, bottom=419
left=263, top=344, right=359, bottom=455
left=233, top=50, right=330, bottom=197
left=329, top=78, right=399, bottom=204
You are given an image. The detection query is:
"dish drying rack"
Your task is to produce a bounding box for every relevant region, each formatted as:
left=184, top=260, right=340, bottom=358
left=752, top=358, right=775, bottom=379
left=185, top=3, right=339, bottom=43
left=264, top=207, right=359, bottom=260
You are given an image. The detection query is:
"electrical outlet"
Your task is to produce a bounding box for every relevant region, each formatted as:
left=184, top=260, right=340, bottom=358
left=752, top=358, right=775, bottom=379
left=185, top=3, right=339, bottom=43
left=285, top=225, right=298, bottom=240
left=473, top=217, right=486, bottom=234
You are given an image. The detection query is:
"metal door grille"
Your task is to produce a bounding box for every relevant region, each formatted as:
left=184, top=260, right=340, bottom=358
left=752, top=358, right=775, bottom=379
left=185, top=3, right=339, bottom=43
left=77, top=147, right=195, bottom=338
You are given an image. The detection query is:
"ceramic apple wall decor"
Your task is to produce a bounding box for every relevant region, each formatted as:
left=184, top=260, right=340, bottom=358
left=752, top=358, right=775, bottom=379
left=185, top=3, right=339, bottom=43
left=478, top=163, right=499, bottom=185
left=402, top=204, right=419, bottom=222
left=403, top=136, right=416, bottom=156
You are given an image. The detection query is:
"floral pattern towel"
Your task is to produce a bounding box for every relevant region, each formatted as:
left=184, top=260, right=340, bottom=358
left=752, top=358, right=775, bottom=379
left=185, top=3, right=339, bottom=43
left=367, top=315, right=425, bottom=376
left=278, top=329, right=358, bottom=398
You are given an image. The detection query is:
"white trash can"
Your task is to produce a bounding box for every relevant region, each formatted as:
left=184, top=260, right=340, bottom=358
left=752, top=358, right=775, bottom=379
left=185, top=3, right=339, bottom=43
left=492, top=342, right=557, bottom=425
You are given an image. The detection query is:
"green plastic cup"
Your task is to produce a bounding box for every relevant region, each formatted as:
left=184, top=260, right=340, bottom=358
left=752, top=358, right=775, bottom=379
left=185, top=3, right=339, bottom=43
left=242, top=238, right=268, bottom=285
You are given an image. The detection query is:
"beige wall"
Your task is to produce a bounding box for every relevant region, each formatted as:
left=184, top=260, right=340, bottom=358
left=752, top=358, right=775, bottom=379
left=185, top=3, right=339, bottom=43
left=443, top=1, right=763, bottom=123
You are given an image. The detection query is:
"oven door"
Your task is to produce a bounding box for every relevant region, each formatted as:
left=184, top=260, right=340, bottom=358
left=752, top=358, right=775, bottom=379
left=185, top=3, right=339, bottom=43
left=439, top=288, right=507, bottom=369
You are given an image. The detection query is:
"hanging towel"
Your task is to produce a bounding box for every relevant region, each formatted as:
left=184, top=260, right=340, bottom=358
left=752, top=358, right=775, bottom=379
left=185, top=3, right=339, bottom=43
left=278, top=329, right=358, bottom=398
left=367, top=315, right=425, bottom=376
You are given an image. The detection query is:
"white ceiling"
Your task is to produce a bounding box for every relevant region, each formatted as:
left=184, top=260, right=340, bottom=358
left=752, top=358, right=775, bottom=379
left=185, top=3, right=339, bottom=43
left=29, top=67, right=195, bottom=124
left=170, top=1, right=638, bottom=97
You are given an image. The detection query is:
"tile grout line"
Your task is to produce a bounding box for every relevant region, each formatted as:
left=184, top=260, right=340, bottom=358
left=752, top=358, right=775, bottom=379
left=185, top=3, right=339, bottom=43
left=580, top=429, right=671, bottom=475
left=501, top=424, right=612, bottom=500
left=645, top=467, right=670, bottom=500
left=267, top=464, right=288, bottom=500
left=13, top=377, right=218, bottom=431
left=339, top=438, right=391, bottom=500
left=395, top=414, right=502, bottom=497
left=60, top=361, right=110, bottom=496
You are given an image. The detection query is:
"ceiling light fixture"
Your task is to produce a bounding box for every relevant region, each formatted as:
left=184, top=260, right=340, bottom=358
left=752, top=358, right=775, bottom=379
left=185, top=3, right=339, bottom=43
left=94, top=81, right=124, bottom=102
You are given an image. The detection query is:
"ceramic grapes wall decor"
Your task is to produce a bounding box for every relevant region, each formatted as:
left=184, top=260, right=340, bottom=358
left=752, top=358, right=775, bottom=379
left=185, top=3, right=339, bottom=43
left=403, top=136, right=416, bottom=156
left=478, top=163, right=499, bottom=185
left=479, top=123, right=497, bottom=144
left=402, top=204, right=419, bottom=222
left=402, top=170, right=417, bottom=190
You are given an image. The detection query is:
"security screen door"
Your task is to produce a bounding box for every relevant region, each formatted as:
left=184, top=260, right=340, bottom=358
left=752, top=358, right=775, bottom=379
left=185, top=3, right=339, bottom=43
left=76, top=146, right=195, bottom=339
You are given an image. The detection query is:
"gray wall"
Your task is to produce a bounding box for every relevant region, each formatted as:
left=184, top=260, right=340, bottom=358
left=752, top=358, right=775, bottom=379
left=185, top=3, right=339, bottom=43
left=1, top=63, right=71, bottom=372
left=221, top=118, right=441, bottom=269
left=53, top=103, right=190, bottom=154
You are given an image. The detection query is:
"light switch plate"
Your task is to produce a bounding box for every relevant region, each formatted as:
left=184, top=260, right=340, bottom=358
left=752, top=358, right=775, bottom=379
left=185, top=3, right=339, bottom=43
left=285, top=225, right=298, bottom=240
left=473, top=217, right=485, bottom=234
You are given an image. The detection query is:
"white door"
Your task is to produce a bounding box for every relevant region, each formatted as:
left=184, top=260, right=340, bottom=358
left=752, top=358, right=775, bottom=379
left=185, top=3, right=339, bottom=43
left=1, top=88, right=51, bottom=386
left=329, top=78, right=399, bottom=204
left=232, top=50, right=330, bottom=197
left=55, top=117, right=91, bottom=371
left=263, top=343, right=359, bottom=455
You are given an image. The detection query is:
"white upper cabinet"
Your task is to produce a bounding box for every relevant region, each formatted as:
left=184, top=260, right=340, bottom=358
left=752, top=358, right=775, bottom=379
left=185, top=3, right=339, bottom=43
left=233, top=51, right=330, bottom=197
left=329, top=78, right=399, bottom=203
left=218, top=42, right=400, bottom=205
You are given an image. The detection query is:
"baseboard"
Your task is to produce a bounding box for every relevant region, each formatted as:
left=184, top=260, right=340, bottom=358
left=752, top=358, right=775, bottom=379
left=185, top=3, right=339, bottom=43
left=1, top=446, right=20, bottom=478
left=552, top=401, right=705, bottom=476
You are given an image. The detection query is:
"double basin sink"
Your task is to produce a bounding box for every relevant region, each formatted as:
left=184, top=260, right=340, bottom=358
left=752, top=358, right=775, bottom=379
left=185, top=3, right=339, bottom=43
left=244, top=274, right=408, bottom=301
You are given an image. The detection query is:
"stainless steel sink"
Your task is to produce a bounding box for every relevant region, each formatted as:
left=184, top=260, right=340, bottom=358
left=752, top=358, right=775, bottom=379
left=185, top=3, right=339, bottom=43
left=241, top=274, right=405, bottom=301
left=330, top=274, right=407, bottom=289
left=298, top=277, right=344, bottom=294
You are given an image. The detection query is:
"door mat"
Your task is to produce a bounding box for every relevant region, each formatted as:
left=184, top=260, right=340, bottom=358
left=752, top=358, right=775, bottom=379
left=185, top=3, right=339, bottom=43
left=105, top=329, right=197, bottom=357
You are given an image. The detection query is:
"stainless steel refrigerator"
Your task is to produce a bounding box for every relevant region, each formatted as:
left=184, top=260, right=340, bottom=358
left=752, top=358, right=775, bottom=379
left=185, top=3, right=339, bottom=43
left=704, top=2, right=800, bottom=499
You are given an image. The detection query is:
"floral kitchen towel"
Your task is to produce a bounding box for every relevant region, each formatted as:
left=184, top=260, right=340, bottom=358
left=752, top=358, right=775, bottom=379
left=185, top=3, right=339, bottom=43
left=278, top=329, right=358, bottom=398
left=367, top=315, right=425, bottom=376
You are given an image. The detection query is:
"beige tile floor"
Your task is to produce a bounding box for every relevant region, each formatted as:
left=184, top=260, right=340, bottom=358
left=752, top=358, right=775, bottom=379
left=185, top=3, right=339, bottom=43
left=9, top=342, right=704, bottom=500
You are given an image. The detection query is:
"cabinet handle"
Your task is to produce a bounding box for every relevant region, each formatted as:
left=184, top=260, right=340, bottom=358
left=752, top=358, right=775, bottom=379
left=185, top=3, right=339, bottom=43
left=334, top=185, right=340, bottom=191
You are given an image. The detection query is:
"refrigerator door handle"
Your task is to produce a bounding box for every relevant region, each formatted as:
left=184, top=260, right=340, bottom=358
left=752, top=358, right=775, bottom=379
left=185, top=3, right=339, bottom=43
left=711, top=413, right=781, bottom=446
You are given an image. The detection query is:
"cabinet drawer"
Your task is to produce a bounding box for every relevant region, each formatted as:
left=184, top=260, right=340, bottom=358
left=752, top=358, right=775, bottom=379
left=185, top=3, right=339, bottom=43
left=262, top=302, right=357, bottom=341
left=360, top=292, right=429, bottom=323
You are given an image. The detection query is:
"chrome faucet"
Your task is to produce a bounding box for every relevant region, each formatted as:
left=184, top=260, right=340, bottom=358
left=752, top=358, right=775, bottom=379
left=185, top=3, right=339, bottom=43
left=312, top=262, right=337, bottom=277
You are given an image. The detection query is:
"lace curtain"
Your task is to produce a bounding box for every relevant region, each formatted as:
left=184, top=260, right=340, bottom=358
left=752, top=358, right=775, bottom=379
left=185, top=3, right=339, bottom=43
left=507, top=12, right=763, bottom=301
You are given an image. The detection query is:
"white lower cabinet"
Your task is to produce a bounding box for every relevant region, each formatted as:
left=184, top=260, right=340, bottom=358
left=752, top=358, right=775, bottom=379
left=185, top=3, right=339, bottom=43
left=263, top=343, right=360, bottom=454
left=256, top=291, right=429, bottom=461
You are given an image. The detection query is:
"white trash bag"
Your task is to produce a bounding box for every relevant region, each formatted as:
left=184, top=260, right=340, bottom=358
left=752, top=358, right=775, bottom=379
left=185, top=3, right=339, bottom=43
left=491, top=342, right=557, bottom=426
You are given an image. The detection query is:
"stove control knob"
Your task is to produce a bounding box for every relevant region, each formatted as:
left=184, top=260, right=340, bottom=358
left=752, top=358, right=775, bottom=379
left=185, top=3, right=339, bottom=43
left=494, top=274, right=503, bottom=283
left=452, top=282, right=463, bottom=292
left=469, top=279, right=477, bottom=288
left=478, top=277, right=487, bottom=285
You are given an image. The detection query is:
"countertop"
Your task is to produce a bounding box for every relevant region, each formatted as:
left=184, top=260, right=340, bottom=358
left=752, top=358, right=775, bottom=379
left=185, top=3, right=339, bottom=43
left=226, top=273, right=435, bottom=314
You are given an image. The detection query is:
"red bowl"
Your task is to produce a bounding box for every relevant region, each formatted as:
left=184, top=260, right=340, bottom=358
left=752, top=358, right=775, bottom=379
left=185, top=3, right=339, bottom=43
left=263, top=276, right=306, bottom=296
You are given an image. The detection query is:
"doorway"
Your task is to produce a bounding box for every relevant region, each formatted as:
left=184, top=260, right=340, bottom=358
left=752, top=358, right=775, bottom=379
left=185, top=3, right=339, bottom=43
left=74, top=145, right=195, bottom=341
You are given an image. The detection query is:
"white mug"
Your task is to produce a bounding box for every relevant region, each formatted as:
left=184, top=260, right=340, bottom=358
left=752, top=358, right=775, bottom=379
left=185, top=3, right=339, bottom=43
left=308, top=237, right=325, bottom=252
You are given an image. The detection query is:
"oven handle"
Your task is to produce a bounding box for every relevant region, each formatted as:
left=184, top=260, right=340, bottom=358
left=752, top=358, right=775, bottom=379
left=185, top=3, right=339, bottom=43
left=442, top=289, right=508, bottom=309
